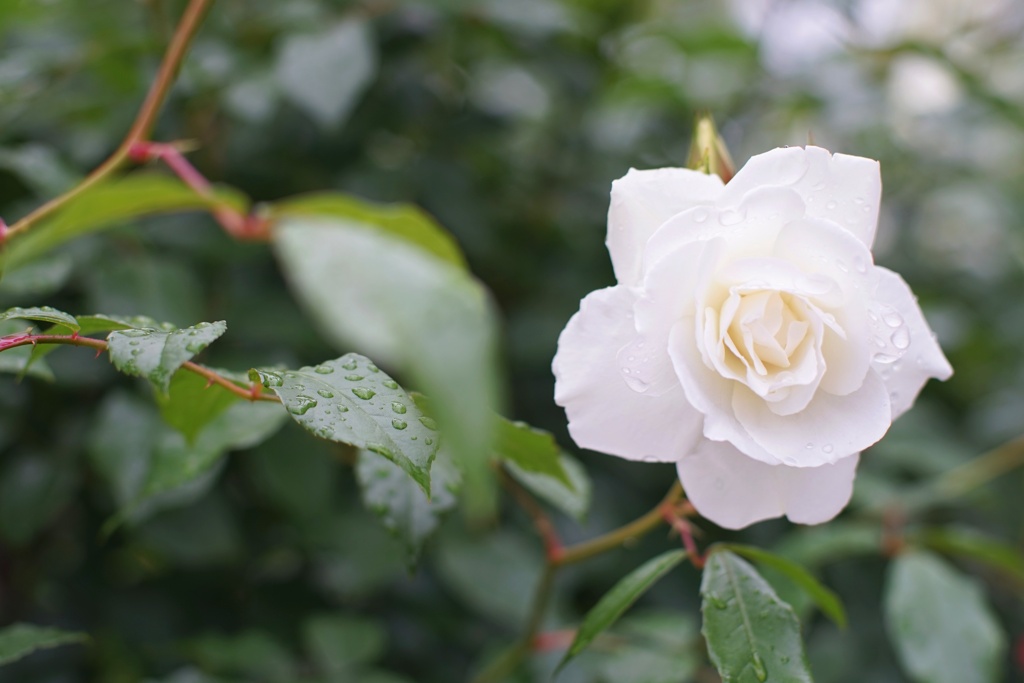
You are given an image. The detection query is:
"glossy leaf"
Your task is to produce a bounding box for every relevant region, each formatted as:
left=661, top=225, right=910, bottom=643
left=302, top=614, right=386, bottom=675
left=559, top=550, right=687, bottom=672
left=701, top=550, right=813, bottom=683
left=722, top=543, right=846, bottom=628
left=1, top=174, right=248, bottom=273
left=273, top=215, right=500, bottom=517
left=269, top=192, right=466, bottom=269
left=356, top=446, right=461, bottom=564
left=251, top=353, right=439, bottom=493
left=155, top=370, right=242, bottom=443
left=495, top=418, right=570, bottom=486
left=274, top=19, right=377, bottom=128
left=884, top=550, right=1006, bottom=683
left=0, top=623, right=87, bottom=665
left=919, top=525, right=1024, bottom=585
left=505, top=452, right=591, bottom=521
left=107, top=320, right=227, bottom=394
left=0, top=305, right=78, bottom=331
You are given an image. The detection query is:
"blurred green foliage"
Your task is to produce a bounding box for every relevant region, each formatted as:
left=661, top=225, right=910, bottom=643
left=1, top=0, right=1023, bottom=681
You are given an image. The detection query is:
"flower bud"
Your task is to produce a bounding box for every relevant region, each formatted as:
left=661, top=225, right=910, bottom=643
left=686, top=114, right=736, bottom=184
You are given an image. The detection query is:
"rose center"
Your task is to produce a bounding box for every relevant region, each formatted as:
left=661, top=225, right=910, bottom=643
left=723, top=290, right=810, bottom=376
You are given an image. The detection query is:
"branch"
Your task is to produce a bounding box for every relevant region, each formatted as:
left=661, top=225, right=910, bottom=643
left=0, top=333, right=277, bottom=403
left=4, top=0, right=216, bottom=241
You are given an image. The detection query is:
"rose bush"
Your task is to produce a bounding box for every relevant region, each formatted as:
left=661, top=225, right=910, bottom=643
left=553, top=146, right=952, bottom=529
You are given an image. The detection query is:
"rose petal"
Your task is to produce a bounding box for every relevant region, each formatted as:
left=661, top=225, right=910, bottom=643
left=553, top=286, right=703, bottom=462
left=668, top=319, right=781, bottom=465
left=869, top=267, right=953, bottom=418
left=677, top=439, right=859, bottom=529
left=731, top=370, right=891, bottom=466
left=773, top=217, right=875, bottom=396
left=720, top=146, right=882, bottom=247
left=607, top=168, right=724, bottom=287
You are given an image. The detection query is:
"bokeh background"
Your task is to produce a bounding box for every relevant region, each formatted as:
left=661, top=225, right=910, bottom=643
left=1, top=0, right=1022, bottom=681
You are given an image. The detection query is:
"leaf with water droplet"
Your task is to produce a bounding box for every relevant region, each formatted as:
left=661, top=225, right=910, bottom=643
left=256, top=353, right=439, bottom=493
left=107, top=320, right=227, bottom=394
left=0, top=306, right=80, bottom=333
left=701, top=549, right=813, bottom=683
left=355, top=445, right=461, bottom=566
left=557, top=550, right=688, bottom=674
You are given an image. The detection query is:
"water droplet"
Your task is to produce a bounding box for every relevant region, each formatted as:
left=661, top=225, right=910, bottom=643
left=692, top=208, right=709, bottom=223
left=288, top=396, right=318, bottom=415
left=260, top=372, right=283, bottom=388
left=425, top=437, right=434, bottom=446
left=392, top=419, right=408, bottom=430
left=835, top=259, right=849, bottom=273
left=341, top=359, right=358, bottom=371
left=709, top=596, right=728, bottom=610
left=621, top=367, right=631, bottom=375
left=314, top=365, right=334, bottom=375
left=131, top=348, right=141, bottom=356
left=752, top=653, right=768, bottom=682
left=337, top=405, right=349, bottom=413
left=367, top=363, right=380, bottom=373
left=345, top=374, right=364, bottom=381
left=891, top=327, right=910, bottom=350
left=822, top=443, right=834, bottom=454
left=719, top=209, right=743, bottom=226
left=317, top=389, right=334, bottom=399
left=873, top=352, right=898, bottom=364
left=854, top=197, right=864, bottom=205
left=383, top=380, right=399, bottom=390
left=391, top=401, right=407, bottom=414
left=352, top=387, right=376, bottom=400
left=185, top=342, right=203, bottom=353
left=805, top=442, right=814, bottom=450
left=129, top=340, right=140, bottom=346
left=419, top=416, right=439, bottom=431
left=826, top=200, right=838, bottom=210
left=882, top=310, right=903, bottom=328
left=853, top=255, right=868, bottom=273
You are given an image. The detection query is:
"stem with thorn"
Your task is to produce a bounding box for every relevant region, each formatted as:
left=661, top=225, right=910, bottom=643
left=0, top=333, right=277, bottom=403
left=3, top=0, right=216, bottom=241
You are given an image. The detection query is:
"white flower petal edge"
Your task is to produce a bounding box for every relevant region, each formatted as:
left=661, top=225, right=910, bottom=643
left=676, top=440, right=860, bottom=530
left=554, top=145, right=952, bottom=529
left=552, top=286, right=704, bottom=463
left=607, top=168, right=724, bottom=287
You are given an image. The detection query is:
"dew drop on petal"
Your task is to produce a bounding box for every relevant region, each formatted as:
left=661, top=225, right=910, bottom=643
left=822, top=443, right=834, bottom=454
left=719, top=209, right=743, bottom=226
left=853, top=255, right=868, bottom=273
left=692, top=208, right=709, bottom=223
left=891, top=327, right=911, bottom=350
left=882, top=310, right=904, bottom=328
left=826, top=200, right=838, bottom=210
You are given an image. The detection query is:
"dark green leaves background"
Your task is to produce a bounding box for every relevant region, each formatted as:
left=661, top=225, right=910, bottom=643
left=1, top=0, right=1022, bottom=681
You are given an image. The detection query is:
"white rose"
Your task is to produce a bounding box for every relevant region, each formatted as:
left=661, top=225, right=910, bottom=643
left=552, top=146, right=952, bottom=529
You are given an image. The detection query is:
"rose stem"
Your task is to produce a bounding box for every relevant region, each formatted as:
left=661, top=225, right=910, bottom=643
left=0, top=333, right=277, bottom=402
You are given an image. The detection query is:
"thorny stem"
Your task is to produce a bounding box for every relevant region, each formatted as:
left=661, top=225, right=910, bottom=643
left=470, top=480, right=688, bottom=683
left=3, top=0, right=216, bottom=241
left=0, top=333, right=278, bottom=403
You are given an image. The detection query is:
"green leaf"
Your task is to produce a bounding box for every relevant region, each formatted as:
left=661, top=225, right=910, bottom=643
left=107, top=320, right=227, bottom=394
left=155, top=370, right=242, bottom=443
left=251, top=353, right=439, bottom=493
left=505, top=452, right=591, bottom=521
left=0, top=320, right=54, bottom=380
left=273, top=215, right=500, bottom=518
left=274, top=19, right=377, bottom=128
left=884, top=550, right=1006, bottom=683
left=0, top=623, right=87, bottom=665
left=919, top=525, right=1024, bottom=585
left=269, top=193, right=466, bottom=269
left=186, top=630, right=295, bottom=683
left=559, top=550, right=688, bottom=672
left=0, top=450, right=78, bottom=546
left=495, top=419, right=570, bottom=486
left=701, top=549, right=813, bottom=683
left=302, top=614, right=386, bottom=675
left=1, top=174, right=248, bottom=274
left=356, top=446, right=461, bottom=564
left=0, top=305, right=79, bottom=331
left=140, top=399, right=289, bottom=499
left=590, top=611, right=700, bottom=683
left=720, top=543, right=846, bottom=628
